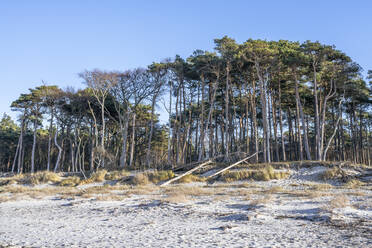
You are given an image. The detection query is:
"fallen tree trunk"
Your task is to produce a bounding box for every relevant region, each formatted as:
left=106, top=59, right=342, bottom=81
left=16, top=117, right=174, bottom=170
left=160, top=160, right=212, bottom=186
left=206, top=152, right=258, bottom=179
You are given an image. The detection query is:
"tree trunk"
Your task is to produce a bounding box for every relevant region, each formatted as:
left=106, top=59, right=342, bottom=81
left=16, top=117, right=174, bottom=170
left=323, top=99, right=343, bottom=160
left=12, top=126, right=21, bottom=173
left=272, top=94, right=279, bottom=161
left=54, top=129, right=62, bottom=172
left=129, top=112, right=136, bottom=168
left=47, top=109, right=54, bottom=171
left=255, top=62, right=270, bottom=162
left=167, top=82, right=173, bottom=166
left=294, top=73, right=311, bottom=160
left=278, top=82, right=286, bottom=161
left=224, top=65, right=230, bottom=160
left=313, top=64, right=321, bottom=160
left=120, top=116, right=129, bottom=168
left=31, top=119, right=37, bottom=173
left=198, top=74, right=206, bottom=161
left=146, top=95, right=157, bottom=168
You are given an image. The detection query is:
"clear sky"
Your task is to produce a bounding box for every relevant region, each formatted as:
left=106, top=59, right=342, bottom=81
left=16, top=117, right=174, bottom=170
left=1, top=0, right=371, bottom=120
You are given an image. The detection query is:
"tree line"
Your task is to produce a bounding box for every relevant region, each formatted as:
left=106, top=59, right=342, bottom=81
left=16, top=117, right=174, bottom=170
left=1, top=37, right=371, bottom=173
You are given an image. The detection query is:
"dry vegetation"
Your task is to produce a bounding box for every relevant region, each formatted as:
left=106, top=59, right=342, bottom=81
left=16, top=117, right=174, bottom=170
left=105, top=170, right=130, bottom=180
left=343, top=179, right=365, bottom=189
left=128, top=173, right=150, bottom=185
left=80, top=170, right=108, bottom=184
left=176, top=174, right=206, bottom=183
left=0, top=171, right=63, bottom=186
left=124, top=170, right=175, bottom=185
left=94, top=194, right=126, bottom=201
left=0, top=161, right=369, bottom=207
left=162, top=193, right=190, bottom=203
left=322, top=195, right=351, bottom=213
left=59, top=176, right=81, bottom=186
left=221, top=165, right=289, bottom=182
left=147, top=170, right=175, bottom=184
left=320, top=167, right=345, bottom=180
left=249, top=195, right=273, bottom=207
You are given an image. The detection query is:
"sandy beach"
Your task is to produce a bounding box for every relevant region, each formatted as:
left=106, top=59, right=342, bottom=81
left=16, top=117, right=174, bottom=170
left=0, top=164, right=371, bottom=247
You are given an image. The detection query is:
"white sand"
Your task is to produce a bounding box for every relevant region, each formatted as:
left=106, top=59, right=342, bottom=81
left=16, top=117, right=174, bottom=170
left=0, top=166, right=371, bottom=247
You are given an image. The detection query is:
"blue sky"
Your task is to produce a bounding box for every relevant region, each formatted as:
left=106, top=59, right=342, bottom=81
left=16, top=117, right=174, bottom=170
left=1, top=0, right=371, bottom=120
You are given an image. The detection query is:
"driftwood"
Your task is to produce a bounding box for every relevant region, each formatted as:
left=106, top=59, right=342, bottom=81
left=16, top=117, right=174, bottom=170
left=206, top=152, right=258, bottom=179
left=160, top=160, right=212, bottom=186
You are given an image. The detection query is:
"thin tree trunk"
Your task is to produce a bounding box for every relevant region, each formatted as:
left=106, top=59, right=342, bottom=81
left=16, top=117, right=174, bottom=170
left=167, top=82, right=173, bottom=166
left=313, top=64, right=321, bottom=160
left=255, top=62, right=270, bottom=162
left=272, top=94, right=279, bottom=161
left=47, top=110, right=54, bottom=171
left=294, top=73, right=311, bottom=160
left=129, top=112, right=136, bottom=168
left=31, top=119, right=37, bottom=173
left=146, top=95, right=157, bottom=168
left=198, top=74, right=206, bottom=161
left=120, top=116, right=129, bottom=168
left=17, top=117, right=25, bottom=173
left=12, top=130, right=21, bottom=173
left=54, top=130, right=62, bottom=172
left=278, top=82, right=286, bottom=161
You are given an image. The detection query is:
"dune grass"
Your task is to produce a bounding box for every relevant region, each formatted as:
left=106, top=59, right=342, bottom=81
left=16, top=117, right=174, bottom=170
left=147, top=170, right=175, bottom=184
left=320, top=167, right=345, bottom=180
left=126, top=170, right=175, bottom=185
left=327, top=195, right=350, bottom=209
left=128, top=173, right=150, bottom=185
left=176, top=174, right=206, bottom=183
left=221, top=165, right=289, bottom=182
left=105, top=170, right=130, bottom=180
left=343, top=179, right=365, bottom=189
left=0, top=171, right=63, bottom=185
left=162, top=192, right=190, bottom=203
left=79, top=170, right=108, bottom=185
left=59, top=176, right=81, bottom=187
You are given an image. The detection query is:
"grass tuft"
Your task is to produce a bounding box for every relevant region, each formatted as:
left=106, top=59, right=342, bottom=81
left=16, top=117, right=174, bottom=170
left=129, top=173, right=150, bottom=186
left=221, top=166, right=289, bottom=182
left=59, top=176, right=81, bottom=187
left=147, top=170, right=175, bottom=184
left=343, top=179, right=365, bottom=189
left=329, top=195, right=350, bottom=209
left=176, top=174, right=206, bottom=183
left=162, top=193, right=190, bottom=203
left=319, top=167, right=345, bottom=180
left=105, top=170, right=130, bottom=180
left=79, top=170, right=107, bottom=185
left=20, top=171, right=62, bottom=185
